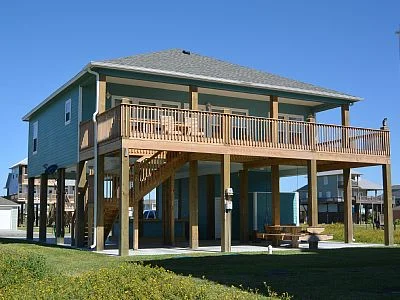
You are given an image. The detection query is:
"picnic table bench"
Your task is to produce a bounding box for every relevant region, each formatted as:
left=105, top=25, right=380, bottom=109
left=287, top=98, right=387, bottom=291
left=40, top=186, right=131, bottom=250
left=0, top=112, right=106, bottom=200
left=256, top=225, right=305, bottom=248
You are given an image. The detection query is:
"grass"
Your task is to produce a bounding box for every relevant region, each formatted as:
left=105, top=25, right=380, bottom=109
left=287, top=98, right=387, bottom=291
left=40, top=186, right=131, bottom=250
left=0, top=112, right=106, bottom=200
left=0, top=238, right=399, bottom=299
left=322, top=223, right=400, bottom=244
left=0, top=242, right=281, bottom=299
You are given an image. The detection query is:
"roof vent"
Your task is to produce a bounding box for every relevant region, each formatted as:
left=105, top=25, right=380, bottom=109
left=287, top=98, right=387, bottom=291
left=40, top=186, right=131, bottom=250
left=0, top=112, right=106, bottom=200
left=182, top=50, right=191, bottom=55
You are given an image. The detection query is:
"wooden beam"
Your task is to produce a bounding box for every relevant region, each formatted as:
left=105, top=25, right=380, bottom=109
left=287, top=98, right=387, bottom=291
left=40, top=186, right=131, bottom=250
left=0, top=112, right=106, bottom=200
left=124, top=139, right=391, bottom=165
left=169, top=173, right=175, bottom=245
left=239, top=168, right=249, bottom=243
left=343, top=168, right=353, bottom=243
left=221, top=154, right=231, bottom=252
left=56, top=168, right=65, bottom=245
left=162, top=180, right=168, bottom=244
left=96, top=155, right=105, bottom=251
left=39, top=173, right=48, bottom=243
left=189, top=160, right=199, bottom=249
left=317, top=162, right=372, bottom=172
left=341, top=103, right=350, bottom=126
left=307, top=160, right=318, bottom=226
left=75, top=162, right=87, bottom=248
left=382, top=164, right=394, bottom=246
left=120, top=148, right=130, bottom=255
left=206, top=175, right=215, bottom=240
left=271, top=165, right=280, bottom=226
left=269, top=95, right=279, bottom=119
left=98, top=74, right=106, bottom=114
left=189, top=86, right=198, bottom=110
left=245, top=158, right=307, bottom=169
left=162, top=176, right=174, bottom=246
left=26, top=177, right=35, bottom=240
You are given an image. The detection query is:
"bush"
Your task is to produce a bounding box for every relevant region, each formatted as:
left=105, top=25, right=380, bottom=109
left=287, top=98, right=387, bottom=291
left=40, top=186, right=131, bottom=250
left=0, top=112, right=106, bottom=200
left=0, top=247, right=48, bottom=288
left=0, top=263, right=274, bottom=299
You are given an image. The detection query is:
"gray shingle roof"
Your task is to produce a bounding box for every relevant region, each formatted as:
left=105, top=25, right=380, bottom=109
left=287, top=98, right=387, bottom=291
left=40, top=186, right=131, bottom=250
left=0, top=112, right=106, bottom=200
left=23, top=48, right=362, bottom=121
left=0, top=197, right=19, bottom=206
left=94, top=49, right=360, bottom=101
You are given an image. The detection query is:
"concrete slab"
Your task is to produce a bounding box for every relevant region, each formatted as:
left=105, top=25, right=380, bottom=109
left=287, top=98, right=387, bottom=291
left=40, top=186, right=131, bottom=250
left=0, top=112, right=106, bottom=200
left=0, top=229, right=390, bottom=256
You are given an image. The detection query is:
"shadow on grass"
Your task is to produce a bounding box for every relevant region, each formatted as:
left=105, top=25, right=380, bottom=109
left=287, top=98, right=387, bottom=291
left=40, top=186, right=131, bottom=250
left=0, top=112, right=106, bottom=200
left=140, top=248, right=400, bottom=299
left=0, top=237, right=88, bottom=252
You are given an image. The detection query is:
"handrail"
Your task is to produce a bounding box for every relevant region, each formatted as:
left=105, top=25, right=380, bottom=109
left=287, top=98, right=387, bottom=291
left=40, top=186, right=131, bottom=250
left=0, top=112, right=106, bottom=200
left=80, top=104, right=390, bottom=157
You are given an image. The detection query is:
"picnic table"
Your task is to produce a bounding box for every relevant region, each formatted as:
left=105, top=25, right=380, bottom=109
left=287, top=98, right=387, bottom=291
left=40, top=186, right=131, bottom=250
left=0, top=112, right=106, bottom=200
left=256, top=225, right=304, bottom=248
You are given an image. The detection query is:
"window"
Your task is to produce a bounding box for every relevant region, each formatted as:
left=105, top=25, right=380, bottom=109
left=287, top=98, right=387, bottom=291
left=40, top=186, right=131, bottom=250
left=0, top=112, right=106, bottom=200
left=326, top=191, right=331, bottom=198
left=318, top=192, right=323, bottom=198
left=323, top=176, right=328, bottom=185
left=32, top=121, right=38, bottom=154
left=65, top=99, right=71, bottom=125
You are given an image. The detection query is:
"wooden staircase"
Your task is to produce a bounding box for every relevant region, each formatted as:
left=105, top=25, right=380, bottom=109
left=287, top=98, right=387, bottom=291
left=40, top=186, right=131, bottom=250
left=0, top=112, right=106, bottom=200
left=76, top=151, right=188, bottom=246
left=132, top=151, right=189, bottom=204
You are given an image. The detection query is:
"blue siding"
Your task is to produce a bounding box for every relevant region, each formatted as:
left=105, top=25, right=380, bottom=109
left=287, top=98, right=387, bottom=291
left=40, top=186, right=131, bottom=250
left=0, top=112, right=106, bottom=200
left=28, top=86, right=79, bottom=177
left=140, top=170, right=298, bottom=240
left=106, top=83, right=313, bottom=119
left=81, top=83, right=96, bottom=122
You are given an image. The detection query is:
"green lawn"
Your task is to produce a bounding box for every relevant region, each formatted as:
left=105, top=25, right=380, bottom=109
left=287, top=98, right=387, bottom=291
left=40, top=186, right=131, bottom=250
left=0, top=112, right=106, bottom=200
left=322, top=223, right=400, bottom=244
left=0, top=239, right=399, bottom=299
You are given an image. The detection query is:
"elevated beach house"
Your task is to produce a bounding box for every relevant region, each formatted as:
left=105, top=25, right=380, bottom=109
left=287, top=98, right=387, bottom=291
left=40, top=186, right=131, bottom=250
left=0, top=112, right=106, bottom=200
left=23, top=49, right=393, bottom=255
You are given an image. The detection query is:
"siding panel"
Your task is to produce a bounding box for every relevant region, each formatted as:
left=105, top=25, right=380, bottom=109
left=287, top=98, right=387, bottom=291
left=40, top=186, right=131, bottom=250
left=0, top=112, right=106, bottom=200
left=28, top=86, right=79, bottom=177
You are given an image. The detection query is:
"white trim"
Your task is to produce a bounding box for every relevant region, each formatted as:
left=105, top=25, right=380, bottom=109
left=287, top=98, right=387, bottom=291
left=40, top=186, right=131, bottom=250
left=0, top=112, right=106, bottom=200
left=77, top=85, right=82, bottom=161
left=111, top=95, right=181, bottom=109
left=65, top=99, right=72, bottom=125
left=32, top=121, right=38, bottom=155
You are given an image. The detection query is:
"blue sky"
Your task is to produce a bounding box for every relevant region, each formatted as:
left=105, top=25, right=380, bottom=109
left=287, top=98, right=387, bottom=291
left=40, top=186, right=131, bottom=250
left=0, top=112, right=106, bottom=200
left=1, top=0, right=399, bottom=194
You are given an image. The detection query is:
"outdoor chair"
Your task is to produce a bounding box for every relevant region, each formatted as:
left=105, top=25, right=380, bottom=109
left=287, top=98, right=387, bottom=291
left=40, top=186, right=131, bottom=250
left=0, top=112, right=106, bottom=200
left=160, top=115, right=182, bottom=135
left=184, top=116, right=205, bottom=137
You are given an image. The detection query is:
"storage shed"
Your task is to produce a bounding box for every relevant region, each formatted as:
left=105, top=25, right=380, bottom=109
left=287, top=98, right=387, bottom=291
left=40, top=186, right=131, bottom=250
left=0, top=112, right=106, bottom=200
left=0, top=197, right=19, bottom=230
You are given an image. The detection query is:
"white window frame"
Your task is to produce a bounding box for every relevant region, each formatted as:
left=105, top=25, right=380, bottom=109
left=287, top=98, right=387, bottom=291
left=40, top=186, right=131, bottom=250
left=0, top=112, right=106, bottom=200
left=32, top=121, right=38, bottom=155
left=65, top=99, right=71, bottom=125
left=111, top=96, right=181, bottom=109
left=318, top=191, right=323, bottom=198
left=326, top=191, right=331, bottom=198
left=323, top=176, right=328, bottom=185
left=183, top=103, right=248, bottom=115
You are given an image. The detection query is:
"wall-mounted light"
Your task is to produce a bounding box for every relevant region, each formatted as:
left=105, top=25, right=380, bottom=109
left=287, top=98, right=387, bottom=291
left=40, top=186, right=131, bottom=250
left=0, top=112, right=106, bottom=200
left=106, top=92, right=111, bottom=99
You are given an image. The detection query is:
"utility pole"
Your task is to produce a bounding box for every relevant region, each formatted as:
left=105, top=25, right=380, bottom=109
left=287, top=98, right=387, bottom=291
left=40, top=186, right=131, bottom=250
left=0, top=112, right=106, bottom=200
left=396, top=26, right=400, bottom=60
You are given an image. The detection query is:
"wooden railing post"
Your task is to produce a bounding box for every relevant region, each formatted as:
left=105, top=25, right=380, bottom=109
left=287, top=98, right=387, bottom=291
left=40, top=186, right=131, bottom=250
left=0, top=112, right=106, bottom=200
left=380, top=118, right=390, bottom=157
left=341, top=104, right=350, bottom=151
left=223, top=109, right=231, bottom=145
left=307, top=114, right=316, bottom=151
left=270, top=96, right=279, bottom=145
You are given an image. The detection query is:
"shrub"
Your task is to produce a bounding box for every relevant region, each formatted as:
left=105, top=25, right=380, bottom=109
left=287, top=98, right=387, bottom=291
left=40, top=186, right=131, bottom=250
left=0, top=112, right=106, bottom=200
left=0, top=263, right=276, bottom=299
left=0, top=247, right=48, bottom=289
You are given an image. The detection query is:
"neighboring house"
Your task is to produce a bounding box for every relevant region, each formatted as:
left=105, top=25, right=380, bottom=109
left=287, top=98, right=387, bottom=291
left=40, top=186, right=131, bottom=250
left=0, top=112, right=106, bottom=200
left=393, top=185, right=400, bottom=206
left=0, top=197, right=19, bottom=230
left=22, top=49, right=393, bottom=255
left=297, top=170, right=388, bottom=224
left=4, top=158, right=76, bottom=226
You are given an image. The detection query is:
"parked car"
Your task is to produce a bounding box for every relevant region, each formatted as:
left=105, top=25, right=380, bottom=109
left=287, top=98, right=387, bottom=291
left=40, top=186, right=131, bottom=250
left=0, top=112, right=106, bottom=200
left=143, top=210, right=157, bottom=219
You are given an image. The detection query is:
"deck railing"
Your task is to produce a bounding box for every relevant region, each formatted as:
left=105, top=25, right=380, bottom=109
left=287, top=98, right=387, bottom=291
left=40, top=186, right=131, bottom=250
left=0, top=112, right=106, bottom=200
left=82, top=104, right=390, bottom=157
left=79, top=120, right=94, bottom=150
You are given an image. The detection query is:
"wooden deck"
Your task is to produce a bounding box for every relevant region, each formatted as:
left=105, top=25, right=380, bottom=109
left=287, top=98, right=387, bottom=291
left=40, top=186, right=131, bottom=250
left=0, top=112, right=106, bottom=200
left=79, top=104, right=390, bottom=165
